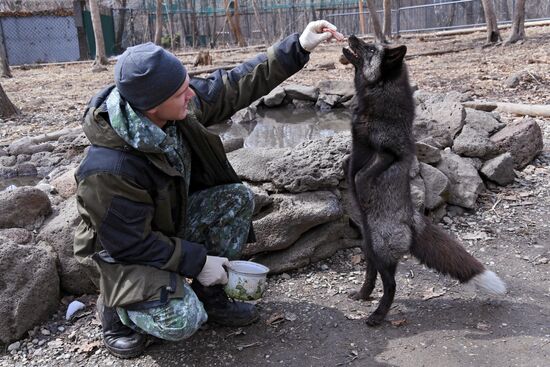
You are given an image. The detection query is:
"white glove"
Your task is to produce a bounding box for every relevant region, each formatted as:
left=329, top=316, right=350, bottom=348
left=299, top=20, right=338, bottom=52
left=196, top=255, right=230, bottom=286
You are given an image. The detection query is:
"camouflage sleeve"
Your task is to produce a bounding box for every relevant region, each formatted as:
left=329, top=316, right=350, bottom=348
left=189, top=33, right=310, bottom=126
left=75, top=172, right=207, bottom=278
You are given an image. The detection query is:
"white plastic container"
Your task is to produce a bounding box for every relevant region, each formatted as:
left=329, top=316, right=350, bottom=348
left=224, top=260, right=270, bottom=301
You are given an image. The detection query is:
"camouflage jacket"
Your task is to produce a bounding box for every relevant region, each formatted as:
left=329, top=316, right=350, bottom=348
left=74, top=33, right=310, bottom=308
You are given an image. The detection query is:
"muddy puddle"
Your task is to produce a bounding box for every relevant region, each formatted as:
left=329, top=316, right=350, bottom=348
left=209, top=107, right=352, bottom=148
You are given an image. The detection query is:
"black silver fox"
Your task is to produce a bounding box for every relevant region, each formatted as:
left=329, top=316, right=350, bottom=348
left=342, top=36, right=506, bottom=326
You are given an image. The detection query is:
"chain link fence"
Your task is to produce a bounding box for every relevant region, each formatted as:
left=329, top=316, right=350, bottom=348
left=1, top=0, right=550, bottom=65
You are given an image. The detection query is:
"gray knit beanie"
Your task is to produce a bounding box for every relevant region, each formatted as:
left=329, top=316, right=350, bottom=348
left=114, top=42, right=187, bottom=111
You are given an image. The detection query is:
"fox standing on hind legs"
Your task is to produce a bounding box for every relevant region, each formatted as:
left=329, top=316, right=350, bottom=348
left=342, top=36, right=506, bottom=326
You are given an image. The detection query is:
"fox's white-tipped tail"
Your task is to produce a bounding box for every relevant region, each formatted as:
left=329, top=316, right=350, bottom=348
left=470, top=270, right=507, bottom=295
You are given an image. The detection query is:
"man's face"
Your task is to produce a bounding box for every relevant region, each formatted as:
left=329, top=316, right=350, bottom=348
left=146, top=75, right=195, bottom=127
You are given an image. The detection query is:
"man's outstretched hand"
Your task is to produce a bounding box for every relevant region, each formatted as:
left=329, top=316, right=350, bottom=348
left=196, top=255, right=230, bottom=286
left=299, top=20, right=340, bottom=52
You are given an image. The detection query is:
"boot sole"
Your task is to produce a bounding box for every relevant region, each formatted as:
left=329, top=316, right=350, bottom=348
left=103, top=339, right=147, bottom=359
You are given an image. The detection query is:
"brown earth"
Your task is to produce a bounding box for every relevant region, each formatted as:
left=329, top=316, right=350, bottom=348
left=1, top=26, right=549, bottom=367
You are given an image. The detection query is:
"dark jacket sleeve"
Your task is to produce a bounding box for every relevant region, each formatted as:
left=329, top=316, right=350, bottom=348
left=189, top=33, right=310, bottom=126
left=76, top=170, right=207, bottom=278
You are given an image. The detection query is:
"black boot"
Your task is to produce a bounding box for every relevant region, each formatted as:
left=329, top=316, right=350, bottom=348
left=96, top=296, right=147, bottom=359
left=191, top=282, right=259, bottom=327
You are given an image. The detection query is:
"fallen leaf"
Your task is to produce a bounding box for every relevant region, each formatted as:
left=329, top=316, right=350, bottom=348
left=77, top=340, right=101, bottom=354
left=390, top=319, right=407, bottom=327
left=351, top=254, right=363, bottom=265
left=422, top=287, right=447, bottom=300
left=266, top=312, right=285, bottom=325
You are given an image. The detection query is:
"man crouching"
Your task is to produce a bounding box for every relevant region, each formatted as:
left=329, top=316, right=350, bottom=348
left=73, top=20, right=340, bottom=358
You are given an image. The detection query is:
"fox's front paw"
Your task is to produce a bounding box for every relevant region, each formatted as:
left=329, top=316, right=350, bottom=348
left=366, top=312, right=385, bottom=326
left=349, top=289, right=370, bottom=301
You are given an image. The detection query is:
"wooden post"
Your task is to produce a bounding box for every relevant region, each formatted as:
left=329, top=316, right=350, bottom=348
left=0, top=18, right=12, bottom=78
left=73, top=0, right=90, bottom=60
left=358, top=0, right=366, bottom=35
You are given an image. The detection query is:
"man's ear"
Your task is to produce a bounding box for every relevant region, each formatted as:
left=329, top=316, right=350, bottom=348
left=383, top=45, right=407, bottom=70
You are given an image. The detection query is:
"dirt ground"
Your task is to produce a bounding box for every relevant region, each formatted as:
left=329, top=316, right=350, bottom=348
left=1, top=26, right=549, bottom=367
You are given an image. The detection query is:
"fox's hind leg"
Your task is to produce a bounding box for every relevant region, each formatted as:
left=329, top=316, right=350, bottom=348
left=350, top=254, right=377, bottom=300
left=366, top=261, right=397, bottom=326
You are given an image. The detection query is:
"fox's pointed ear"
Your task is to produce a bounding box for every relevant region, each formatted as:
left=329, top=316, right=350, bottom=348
left=383, top=45, right=407, bottom=69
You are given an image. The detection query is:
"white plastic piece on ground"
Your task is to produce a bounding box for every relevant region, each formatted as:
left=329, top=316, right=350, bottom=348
left=65, top=300, right=86, bottom=320
left=470, top=270, right=507, bottom=295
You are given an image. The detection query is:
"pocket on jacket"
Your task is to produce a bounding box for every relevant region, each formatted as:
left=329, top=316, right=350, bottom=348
left=100, top=196, right=152, bottom=252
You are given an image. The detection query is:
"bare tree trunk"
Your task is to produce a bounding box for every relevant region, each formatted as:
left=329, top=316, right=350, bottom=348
left=224, top=0, right=246, bottom=47
left=88, top=0, right=108, bottom=66
left=358, top=0, right=366, bottom=35
left=154, top=0, right=163, bottom=45
left=0, top=20, right=12, bottom=78
left=114, top=0, right=127, bottom=53
left=0, top=83, right=19, bottom=118
left=480, top=0, right=501, bottom=43
left=365, top=0, right=386, bottom=43
left=505, top=0, right=526, bottom=45
left=166, top=0, right=176, bottom=49
left=383, top=0, right=391, bottom=37
left=210, top=0, right=217, bottom=47
left=251, top=0, right=268, bottom=46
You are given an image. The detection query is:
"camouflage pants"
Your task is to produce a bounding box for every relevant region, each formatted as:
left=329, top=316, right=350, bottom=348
left=117, top=183, right=254, bottom=341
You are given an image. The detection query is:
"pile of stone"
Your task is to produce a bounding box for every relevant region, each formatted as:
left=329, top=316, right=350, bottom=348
left=0, top=85, right=543, bottom=345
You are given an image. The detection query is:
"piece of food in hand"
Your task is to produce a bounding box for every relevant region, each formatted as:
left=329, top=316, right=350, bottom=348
left=322, top=27, right=345, bottom=41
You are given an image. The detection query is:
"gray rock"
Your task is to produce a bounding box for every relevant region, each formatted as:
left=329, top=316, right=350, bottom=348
left=267, top=133, right=351, bottom=193
left=410, top=175, right=425, bottom=212
left=49, top=167, right=77, bottom=199
left=244, top=183, right=273, bottom=216
left=316, top=94, right=341, bottom=109
left=16, top=162, right=38, bottom=177
left=416, top=141, right=441, bottom=164
left=292, top=100, right=316, bottom=109
left=0, top=228, right=33, bottom=245
left=0, top=155, right=16, bottom=167
left=0, top=241, right=59, bottom=343
left=452, top=125, right=498, bottom=159
left=231, top=106, right=257, bottom=124
left=464, top=108, right=505, bottom=134
left=252, top=219, right=359, bottom=274
left=30, top=152, right=63, bottom=177
left=462, top=157, right=483, bottom=170
left=37, top=198, right=98, bottom=295
left=244, top=191, right=343, bottom=254
left=283, top=84, right=319, bottom=101
left=262, top=87, right=286, bottom=107
left=0, top=187, right=52, bottom=228
left=428, top=203, right=447, bottom=223
left=436, top=150, right=484, bottom=209
left=16, top=154, right=31, bottom=163
left=0, top=148, right=7, bottom=157
left=222, top=138, right=244, bottom=153
left=490, top=118, right=543, bottom=169
left=316, top=80, right=354, bottom=99
left=228, top=148, right=289, bottom=182
left=7, top=137, right=55, bottom=155
left=422, top=101, right=466, bottom=139
left=413, top=116, right=453, bottom=148
left=410, top=156, right=420, bottom=178
left=480, top=153, right=516, bottom=186
left=419, top=163, right=450, bottom=210
left=505, top=72, right=522, bottom=88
